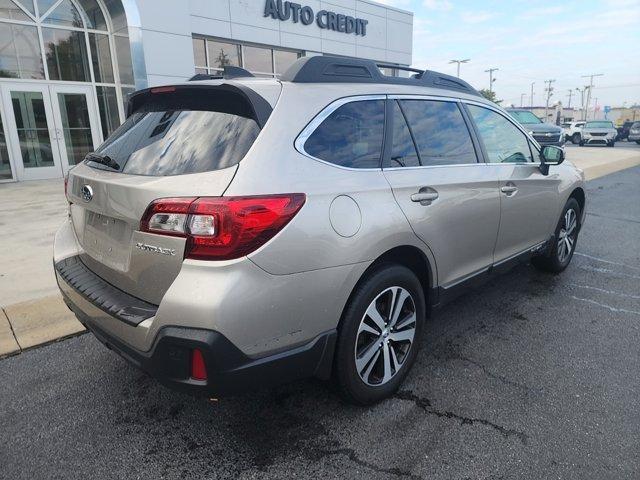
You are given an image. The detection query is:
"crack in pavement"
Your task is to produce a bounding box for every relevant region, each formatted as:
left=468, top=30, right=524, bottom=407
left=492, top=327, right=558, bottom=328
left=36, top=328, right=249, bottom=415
left=452, top=355, right=542, bottom=394
left=313, top=447, right=423, bottom=479
left=394, top=390, right=528, bottom=445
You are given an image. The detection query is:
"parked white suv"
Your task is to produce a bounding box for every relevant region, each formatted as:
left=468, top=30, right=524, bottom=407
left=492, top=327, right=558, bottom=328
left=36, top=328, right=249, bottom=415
left=562, top=121, right=585, bottom=144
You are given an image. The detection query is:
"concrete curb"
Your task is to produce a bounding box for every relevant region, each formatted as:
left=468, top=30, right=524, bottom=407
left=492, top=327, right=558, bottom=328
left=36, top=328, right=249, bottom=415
left=0, top=295, right=86, bottom=359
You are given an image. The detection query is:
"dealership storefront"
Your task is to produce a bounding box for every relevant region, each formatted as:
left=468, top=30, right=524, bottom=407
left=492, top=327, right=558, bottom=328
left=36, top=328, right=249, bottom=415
left=0, top=0, right=413, bottom=182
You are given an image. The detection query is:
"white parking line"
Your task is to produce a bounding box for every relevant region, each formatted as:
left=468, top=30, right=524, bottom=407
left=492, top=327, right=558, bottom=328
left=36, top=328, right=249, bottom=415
left=574, top=252, right=640, bottom=271
left=579, top=264, right=640, bottom=281
left=570, top=296, right=640, bottom=317
left=569, top=284, right=640, bottom=300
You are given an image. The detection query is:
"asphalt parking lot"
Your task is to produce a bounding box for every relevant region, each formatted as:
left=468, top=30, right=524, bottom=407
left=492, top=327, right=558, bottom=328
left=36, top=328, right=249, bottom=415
left=1, top=163, right=639, bottom=479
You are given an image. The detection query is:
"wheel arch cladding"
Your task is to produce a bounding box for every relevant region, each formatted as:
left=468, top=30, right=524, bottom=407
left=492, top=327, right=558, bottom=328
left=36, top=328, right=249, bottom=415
left=337, top=245, right=434, bottom=333
left=569, top=187, right=585, bottom=217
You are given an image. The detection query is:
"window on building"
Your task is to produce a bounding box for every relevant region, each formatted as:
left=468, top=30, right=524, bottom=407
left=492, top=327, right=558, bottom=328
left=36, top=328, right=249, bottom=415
left=42, top=28, right=91, bottom=81
left=192, top=36, right=301, bottom=78
left=467, top=105, right=534, bottom=163
left=207, top=40, right=240, bottom=70
left=304, top=100, right=385, bottom=169
left=399, top=100, right=477, bottom=166
left=0, top=0, right=136, bottom=141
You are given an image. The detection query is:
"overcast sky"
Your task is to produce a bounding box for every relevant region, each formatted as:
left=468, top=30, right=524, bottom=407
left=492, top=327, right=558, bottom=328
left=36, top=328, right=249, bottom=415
left=377, top=0, right=640, bottom=108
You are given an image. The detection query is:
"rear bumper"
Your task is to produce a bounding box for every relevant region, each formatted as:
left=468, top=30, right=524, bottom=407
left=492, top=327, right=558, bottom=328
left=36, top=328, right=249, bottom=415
left=58, top=265, right=336, bottom=396
left=628, top=133, right=640, bottom=142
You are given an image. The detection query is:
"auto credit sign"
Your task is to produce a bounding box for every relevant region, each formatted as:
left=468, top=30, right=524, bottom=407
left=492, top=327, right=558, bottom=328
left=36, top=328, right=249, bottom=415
left=264, top=0, right=369, bottom=36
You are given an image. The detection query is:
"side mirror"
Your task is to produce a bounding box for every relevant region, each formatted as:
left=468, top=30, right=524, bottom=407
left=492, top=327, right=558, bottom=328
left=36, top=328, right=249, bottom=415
left=539, top=145, right=565, bottom=175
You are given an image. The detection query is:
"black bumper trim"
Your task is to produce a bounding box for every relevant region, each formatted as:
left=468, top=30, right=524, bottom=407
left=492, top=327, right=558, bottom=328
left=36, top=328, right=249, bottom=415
left=60, top=291, right=336, bottom=396
left=55, top=256, right=157, bottom=326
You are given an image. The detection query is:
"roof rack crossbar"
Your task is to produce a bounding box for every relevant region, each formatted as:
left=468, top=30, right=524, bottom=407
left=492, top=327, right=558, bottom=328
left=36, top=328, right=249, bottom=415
left=281, top=56, right=481, bottom=97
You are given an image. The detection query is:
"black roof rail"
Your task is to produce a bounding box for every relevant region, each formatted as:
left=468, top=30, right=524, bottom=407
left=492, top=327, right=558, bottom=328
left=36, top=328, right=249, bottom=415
left=280, top=56, right=481, bottom=97
left=188, top=66, right=255, bottom=82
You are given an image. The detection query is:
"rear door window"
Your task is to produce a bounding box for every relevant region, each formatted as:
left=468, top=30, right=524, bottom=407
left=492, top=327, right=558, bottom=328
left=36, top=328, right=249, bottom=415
left=89, top=89, right=262, bottom=176
left=399, top=100, right=477, bottom=166
left=303, top=99, right=385, bottom=168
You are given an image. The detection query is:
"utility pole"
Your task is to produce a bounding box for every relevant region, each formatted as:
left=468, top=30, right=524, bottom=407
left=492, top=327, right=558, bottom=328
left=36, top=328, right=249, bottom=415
left=576, top=86, right=589, bottom=120
left=485, top=68, right=498, bottom=94
left=566, top=89, right=573, bottom=109
left=544, top=79, right=556, bottom=121
left=449, top=58, right=470, bottom=78
left=581, top=73, right=603, bottom=120
left=520, top=93, right=526, bottom=107
left=530, top=82, right=535, bottom=108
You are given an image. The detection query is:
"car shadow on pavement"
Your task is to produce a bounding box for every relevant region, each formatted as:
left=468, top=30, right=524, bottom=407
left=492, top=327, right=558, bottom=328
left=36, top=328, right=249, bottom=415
left=91, top=262, right=563, bottom=476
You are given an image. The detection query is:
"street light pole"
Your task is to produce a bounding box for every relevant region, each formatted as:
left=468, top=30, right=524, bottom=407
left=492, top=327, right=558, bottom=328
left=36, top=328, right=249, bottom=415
left=449, top=58, right=470, bottom=78
left=566, top=89, right=573, bottom=109
left=581, top=73, right=603, bottom=120
left=485, top=68, right=499, bottom=94
left=544, top=79, right=556, bottom=121
left=520, top=93, right=526, bottom=107
left=530, top=82, right=535, bottom=108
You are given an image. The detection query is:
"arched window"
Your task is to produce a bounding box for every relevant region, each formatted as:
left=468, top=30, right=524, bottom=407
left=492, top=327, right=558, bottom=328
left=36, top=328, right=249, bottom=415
left=0, top=0, right=135, bottom=138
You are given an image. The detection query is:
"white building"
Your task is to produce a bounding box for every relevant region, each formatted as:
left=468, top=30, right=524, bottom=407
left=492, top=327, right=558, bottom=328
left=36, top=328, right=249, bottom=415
left=0, top=0, right=414, bottom=182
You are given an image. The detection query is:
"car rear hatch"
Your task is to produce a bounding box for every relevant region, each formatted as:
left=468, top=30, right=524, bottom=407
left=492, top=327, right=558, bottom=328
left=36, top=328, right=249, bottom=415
left=66, top=82, right=277, bottom=305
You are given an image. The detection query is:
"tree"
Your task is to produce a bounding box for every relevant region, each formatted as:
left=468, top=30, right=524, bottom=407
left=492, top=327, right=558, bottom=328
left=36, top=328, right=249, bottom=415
left=479, top=89, right=502, bottom=104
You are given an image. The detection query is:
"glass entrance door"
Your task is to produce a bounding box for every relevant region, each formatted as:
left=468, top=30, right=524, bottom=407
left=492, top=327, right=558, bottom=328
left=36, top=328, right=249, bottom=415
left=50, top=84, right=102, bottom=172
left=1, top=82, right=101, bottom=181
left=0, top=95, right=13, bottom=181
left=2, top=84, right=60, bottom=181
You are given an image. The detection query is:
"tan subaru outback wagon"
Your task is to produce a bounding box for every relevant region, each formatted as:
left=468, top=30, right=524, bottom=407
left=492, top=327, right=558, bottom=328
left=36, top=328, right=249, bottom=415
left=55, top=56, right=586, bottom=404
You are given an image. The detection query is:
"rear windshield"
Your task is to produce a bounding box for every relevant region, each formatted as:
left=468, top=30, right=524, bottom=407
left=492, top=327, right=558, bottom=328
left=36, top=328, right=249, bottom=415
left=88, top=89, right=261, bottom=176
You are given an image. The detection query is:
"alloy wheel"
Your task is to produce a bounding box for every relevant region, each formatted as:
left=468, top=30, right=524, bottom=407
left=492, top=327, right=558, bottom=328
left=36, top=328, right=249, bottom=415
left=557, top=208, right=577, bottom=263
left=354, top=286, right=416, bottom=386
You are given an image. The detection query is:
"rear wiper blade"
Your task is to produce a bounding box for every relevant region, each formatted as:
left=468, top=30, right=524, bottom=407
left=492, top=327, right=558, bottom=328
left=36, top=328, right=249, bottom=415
left=85, top=152, right=120, bottom=171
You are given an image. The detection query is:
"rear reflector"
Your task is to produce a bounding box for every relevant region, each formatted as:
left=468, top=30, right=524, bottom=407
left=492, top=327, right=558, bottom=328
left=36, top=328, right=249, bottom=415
left=140, top=194, right=306, bottom=260
left=190, top=349, right=207, bottom=381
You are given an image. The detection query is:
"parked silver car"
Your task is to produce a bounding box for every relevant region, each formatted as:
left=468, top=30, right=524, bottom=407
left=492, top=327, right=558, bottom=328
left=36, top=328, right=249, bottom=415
left=54, top=57, right=586, bottom=404
left=579, top=120, right=617, bottom=147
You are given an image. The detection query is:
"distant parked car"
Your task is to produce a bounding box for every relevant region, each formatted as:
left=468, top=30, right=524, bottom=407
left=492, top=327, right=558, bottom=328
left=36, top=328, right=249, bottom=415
left=506, top=109, right=565, bottom=147
left=616, top=121, right=635, bottom=141
left=628, top=122, right=640, bottom=144
left=579, top=120, right=617, bottom=147
left=562, top=121, right=585, bottom=144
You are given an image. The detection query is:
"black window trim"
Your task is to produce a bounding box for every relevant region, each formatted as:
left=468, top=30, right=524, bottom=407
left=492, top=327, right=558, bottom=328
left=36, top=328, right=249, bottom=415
left=461, top=99, right=543, bottom=165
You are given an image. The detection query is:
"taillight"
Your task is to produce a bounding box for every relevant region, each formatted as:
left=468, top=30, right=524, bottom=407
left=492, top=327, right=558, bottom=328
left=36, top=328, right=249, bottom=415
left=140, top=194, right=306, bottom=260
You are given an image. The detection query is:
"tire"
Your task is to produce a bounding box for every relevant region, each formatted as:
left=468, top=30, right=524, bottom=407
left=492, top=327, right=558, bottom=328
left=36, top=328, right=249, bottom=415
left=571, top=133, right=581, bottom=144
left=334, top=264, right=425, bottom=405
left=636, top=140, right=640, bottom=145
left=578, top=141, right=584, bottom=146
left=532, top=198, right=581, bottom=274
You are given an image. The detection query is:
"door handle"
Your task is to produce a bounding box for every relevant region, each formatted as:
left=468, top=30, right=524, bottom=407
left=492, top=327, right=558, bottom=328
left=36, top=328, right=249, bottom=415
left=411, top=191, right=439, bottom=203
left=500, top=184, right=518, bottom=195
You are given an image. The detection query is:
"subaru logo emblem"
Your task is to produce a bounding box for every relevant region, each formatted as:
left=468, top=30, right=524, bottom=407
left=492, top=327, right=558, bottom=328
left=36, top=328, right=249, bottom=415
left=81, top=185, right=93, bottom=202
